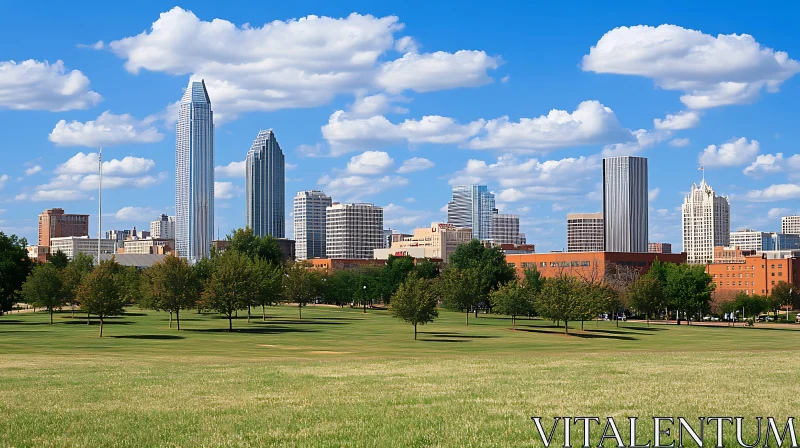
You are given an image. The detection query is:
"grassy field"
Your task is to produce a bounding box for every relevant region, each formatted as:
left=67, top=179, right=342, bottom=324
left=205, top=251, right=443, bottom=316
left=1, top=305, right=799, bottom=447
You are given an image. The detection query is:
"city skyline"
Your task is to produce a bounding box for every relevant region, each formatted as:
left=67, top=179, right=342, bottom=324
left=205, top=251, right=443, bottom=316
left=246, top=129, right=285, bottom=239
left=3, top=3, right=800, bottom=252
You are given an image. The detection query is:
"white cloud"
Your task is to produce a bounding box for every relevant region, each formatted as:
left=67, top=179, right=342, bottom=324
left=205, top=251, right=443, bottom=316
left=582, top=24, right=800, bottom=109
left=669, top=138, right=691, bottom=147
left=215, top=160, right=245, bottom=178
left=601, top=128, right=671, bottom=157
left=77, top=41, right=105, bottom=50
left=745, top=184, right=800, bottom=202
left=397, top=157, right=434, bottom=173
left=114, top=206, right=155, bottom=221
left=346, top=151, right=394, bottom=175
left=24, top=165, right=42, bottom=176
left=0, top=174, right=8, bottom=189
left=383, top=203, right=433, bottom=228
left=318, top=173, right=408, bottom=200
left=214, top=181, right=241, bottom=200
left=404, top=197, right=416, bottom=203
left=649, top=188, right=660, bottom=201
left=49, top=111, right=163, bottom=147
left=469, top=101, right=632, bottom=152
left=376, top=50, right=500, bottom=94
left=768, top=207, right=792, bottom=219
left=394, top=36, right=418, bottom=54
left=449, top=154, right=599, bottom=189
left=698, top=137, right=759, bottom=167
left=743, top=153, right=785, bottom=178
left=0, top=59, right=102, bottom=111
left=497, top=186, right=577, bottom=202
left=106, top=7, right=498, bottom=120
left=348, top=94, right=408, bottom=117
left=16, top=190, right=89, bottom=202
left=56, top=152, right=155, bottom=176
left=653, top=110, right=700, bottom=130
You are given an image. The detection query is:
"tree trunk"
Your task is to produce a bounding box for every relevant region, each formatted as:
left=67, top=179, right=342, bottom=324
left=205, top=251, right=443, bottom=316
left=99, top=316, right=104, bottom=337
left=414, top=323, right=417, bottom=340
left=475, top=307, right=478, bottom=318
left=228, top=314, right=233, bottom=332
left=299, top=302, right=303, bottom=319
left=465, top=310, right=469, bottom=326
left=564, top=320, right=569, bottom=334
left=50, top=309, right=53, bottom=325
left=512, top=316, right=516, bottom=330
left=363, top=302, right=366, bottom=314
left=176, top=309, right=180, bottom=331
left=72, top=304, right=75, bottom=318
left=581, top=319, right=584, bottom=331
left=262, top=304, right=266, bottom=322
left=169, top=311, right=172, bottom=328
left=247, top=306, right=251, bottom=324
left=87, top=312, right=90, bottom=325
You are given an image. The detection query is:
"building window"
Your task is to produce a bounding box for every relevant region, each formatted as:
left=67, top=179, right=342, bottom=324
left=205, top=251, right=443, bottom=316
left=778, top=272, right=783, bottom=276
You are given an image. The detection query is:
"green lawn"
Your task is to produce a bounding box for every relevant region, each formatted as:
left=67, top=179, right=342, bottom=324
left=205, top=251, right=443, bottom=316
left=1, top=306, right=799, bottom=447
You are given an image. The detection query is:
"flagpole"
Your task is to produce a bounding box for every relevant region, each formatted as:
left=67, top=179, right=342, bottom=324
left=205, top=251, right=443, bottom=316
left=98, top=147, right=102, bottom=264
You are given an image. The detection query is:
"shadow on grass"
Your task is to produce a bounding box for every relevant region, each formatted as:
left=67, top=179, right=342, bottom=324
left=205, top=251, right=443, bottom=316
left=422, top=332, right=499, bottom=339
left=419, top=338, right=470, bottom=343
left=571, top=333, right=637, bottom=341
left=111, top=334, right=184, bottom=340
left=0, top=320, right=51, bottom=325
left=587, top=329, right=649, bottom=336
left=63, top=320, right=133, bottom=326
left=253, top=319, right=349, bottom=326
left=185, top=326, right=319, bottom=335
left=514, top=327, right=637, bottom=340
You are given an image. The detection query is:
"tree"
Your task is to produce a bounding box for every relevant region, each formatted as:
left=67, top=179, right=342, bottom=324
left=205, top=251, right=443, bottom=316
left=390, top=275, right=439, bottom=340
left=414, top=258, right=440, bottom=279
left=729, top=292, right=771, bottom=325
left=536, top=274, right=581, bottom=334
left=62, top=253, right=93, bottom=318
left=141, top=255, right=200, bottom=330
left=604, top=262, right=640, bottom=326
left=202, top=251, right=254, bottom=331
left=283, top=262, right=317, bottom=319
left=77, top=260, right=126, bottom=337
left=21, top=263, right=65, bottom=324
left=664, top=263, right=714, bottom=324
left=0, top=232, right=34, bottom=316
left=449, top=240, right=516, bottom=316
left=439, top=265, right=483, bottom=326
left=380, top=255, right=416, bottom=303
left=250, top=258, right=283, bottom=321
left=491, top=281, right=532, bottom=330
left=771, top=281, right=799, bottom=320
left=321, top=270, right=356, bottom=307
left=48, top=250, right=69, bottom=269
left=628, top=276, right=665, bottom=325
left=227, top=227, right=283, bottom=265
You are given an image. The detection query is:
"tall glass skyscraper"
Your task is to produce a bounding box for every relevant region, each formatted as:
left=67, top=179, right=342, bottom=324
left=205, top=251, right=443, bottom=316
left=447, top=185, right=496, bottom=240
left=245, top=130, right=285, bottom=238
left=294, top=190, right=332, bottom=260
left=175, top=80, right=214, bottom=263
left=603, top=156, right=648, bottom=253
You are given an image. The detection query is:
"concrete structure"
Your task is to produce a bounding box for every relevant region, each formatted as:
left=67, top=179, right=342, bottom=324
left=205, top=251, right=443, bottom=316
left=294, top=190, right=332, bottom=260
left=96, top=253, right=167, bottom=269
left=648, top=242, right=672, bottom=254
left=326, top=203, right=383, bottom=259
left=246, top=130, right=285, bottom=238
left=106, top=229, right=133, bottom=244
left=603, top=156, right=648, bottom=252
left=50, top=236, right=116, bottom=260
left=309, top=258, right=387, bottom=273
left=706, top=254, right=800, bottom=296
left=484, top=242, right=536, bottom=255
left=447, top=185, right=496, bottom=240
left=373, top=246, right=429, bottom=260
left=38, top=208, right=89, bottom=249
left=490, top=213, right=521, bottom=245
left=276, top=238, right=296, bottom=262
left=176, top=79, right=214, bottom=263
left=567, top=213, right=604, bottom=252
left=682, top=179, right=730, bottom=264
left=506, top=251, right=686, bottom=280
left=379, top=223, right=473, bottom=263
left=782, top=216, right=800, bottom=234
left=123, top=238, right=173, bottom=255
left=383, top=229, right=412, bottom=249
left=729, top=230, right=800, bottom=252
left=150, top=214, right=175, bottom=240
left=714, top=246, right=757, bottom=264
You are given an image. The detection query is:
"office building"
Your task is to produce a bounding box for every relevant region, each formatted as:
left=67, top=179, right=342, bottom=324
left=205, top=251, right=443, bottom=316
left=707, top=254, right=800, bottom=296
left=447, top=185, right=496, bottom=240
left=506, top=251, right=686, bottom=281
left=38, top=208, right=89, bottom=247
left=123, top=238, right=173, bottom=255
left=106, top=229, right=133, bottom=244
left=373, top=223, right=473, bottom=263
left=603, top=156, right=648, bottom=252
left=647, top=242, right=672, bottom=254
left=49, top=236, right=116, bottom=260
left=246, top=129, right=285, bottom=238
left=682, top=179, right=730, bottom=264
left=713, top=246, right=757, bottom=264
left=150, top=214, right=176, bottom=240
left=567, top=213, right=604, bottom=252
left=294, top=190, right=332, bottom=260
left=326, top=203, right=383, bottom=259
left=730, top=230, right=800, bottom=252
left=490, top=213, right=521, bottom=245
left=176, top=79, right=215, bottom=263
left=782, top=216, right=800, bottom=234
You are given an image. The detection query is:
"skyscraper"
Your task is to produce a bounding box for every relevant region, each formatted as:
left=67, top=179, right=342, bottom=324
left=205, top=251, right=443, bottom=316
left=490, top=212, right=521, bottom=244
left=603, top=156, right=648, bottom=252
left=567, top=212, right=604, bottom=252
left=326, top=203, right=383, bottom=259
left=782, top=216, right=800, bottom=234
left=150, top=214, right=176, bottom=240
left=175, top=80, right=214, bottom=263
left=246, top=129, right=285, bottom=238
left=294, top=190, right=332, bottom=260
left=447, top=185, right=496, bottom=240
left=681, top=179, right=730, bottom=264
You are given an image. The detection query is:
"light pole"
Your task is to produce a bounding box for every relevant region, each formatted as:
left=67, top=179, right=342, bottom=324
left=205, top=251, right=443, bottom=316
left=363, top=285, right=367, bottom=314
left=788, top=288, right=793, bottom=322
left=97, top=146, right=102, bottom=264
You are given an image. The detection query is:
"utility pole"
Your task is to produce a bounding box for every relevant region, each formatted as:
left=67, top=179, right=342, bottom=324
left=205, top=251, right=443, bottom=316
left=98, top=147, right=103, bottom=264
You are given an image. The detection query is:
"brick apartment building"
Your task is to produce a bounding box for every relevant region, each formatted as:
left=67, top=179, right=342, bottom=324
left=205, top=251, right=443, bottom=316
left=36, top=208, right=89, bottom=261
left=705, top=253, right=800, bottom=296
left=505, top=251, right=686, bottom=280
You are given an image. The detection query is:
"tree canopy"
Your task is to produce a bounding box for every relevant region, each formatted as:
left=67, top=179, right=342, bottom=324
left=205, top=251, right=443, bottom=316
left=21, top=262, right=65, bottom=324
left=390, top=275, right=439, bottom=340
left=227, top=227, right=283, bottom=265
left=0, top=232, right=34, bottom=315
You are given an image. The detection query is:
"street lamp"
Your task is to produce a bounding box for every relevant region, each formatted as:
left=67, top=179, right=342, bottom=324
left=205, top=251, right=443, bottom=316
left=362, top=285, right=367, bottom=313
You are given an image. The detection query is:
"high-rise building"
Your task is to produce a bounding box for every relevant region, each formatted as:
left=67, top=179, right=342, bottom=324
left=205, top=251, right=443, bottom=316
left=447, top=185, right=496, bottom=240
left=49, top=236, right=116, bottom=260
left=603, top=156, right=648, bottom=252
left=681, top=179, right=730, bottom=264
left=567, top=213, right=604, bottom=252
left=175, top=80, right=215, bottom=263
left=782, top=216, right=800, bottom=234
left=294, top=190, right=332, bottom=260
left=246, top=130, right=285, bottom=238
left=38, top=208, right=89, bottom=247
left=648, top=242, right=672, bottom=254
left=729, top=230, right=800, bottom=252
left=490, top=213, right=521, bottom=244
left=326, top=203, right=383, bottom=259
left=150, top=214, right=176, bottom=240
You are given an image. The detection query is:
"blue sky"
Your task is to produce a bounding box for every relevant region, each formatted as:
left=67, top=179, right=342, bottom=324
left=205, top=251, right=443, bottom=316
left=2, top=1, right=800, bottom=252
